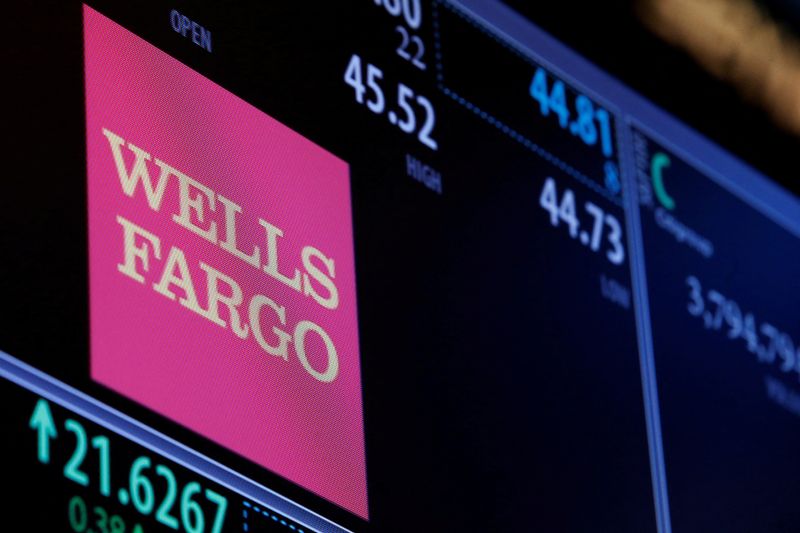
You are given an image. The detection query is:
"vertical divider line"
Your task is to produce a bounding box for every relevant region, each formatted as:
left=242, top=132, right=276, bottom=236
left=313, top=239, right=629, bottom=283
left=432, top=0, right=445, bottom=86
left=618, top=117, right=673, bottom=533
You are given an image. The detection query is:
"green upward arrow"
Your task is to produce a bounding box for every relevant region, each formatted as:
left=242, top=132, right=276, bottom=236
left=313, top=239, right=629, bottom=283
left=29, top=398, right=57, bottom=464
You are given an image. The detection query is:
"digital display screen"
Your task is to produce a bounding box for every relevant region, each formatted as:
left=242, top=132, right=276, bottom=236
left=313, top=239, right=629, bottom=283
left=3, top=2, right=798, bottom=532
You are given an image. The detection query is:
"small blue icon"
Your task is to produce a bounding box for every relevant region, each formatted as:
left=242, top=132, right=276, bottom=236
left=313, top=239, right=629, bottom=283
left=604, top=161, right=621, bottom=195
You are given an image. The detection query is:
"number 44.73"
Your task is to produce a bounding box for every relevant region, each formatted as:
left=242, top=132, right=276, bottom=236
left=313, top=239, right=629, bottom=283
left=539, top=177, right=625, bottom=265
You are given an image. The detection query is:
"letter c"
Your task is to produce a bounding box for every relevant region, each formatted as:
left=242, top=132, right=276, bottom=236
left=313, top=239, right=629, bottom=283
left=651, top=152, right=676, bottom=211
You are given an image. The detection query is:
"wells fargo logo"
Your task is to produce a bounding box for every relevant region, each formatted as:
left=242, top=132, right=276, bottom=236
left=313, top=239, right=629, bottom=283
left=105, top=127, right=341, bottom=383
left=84, top=5, right=368, bottom=518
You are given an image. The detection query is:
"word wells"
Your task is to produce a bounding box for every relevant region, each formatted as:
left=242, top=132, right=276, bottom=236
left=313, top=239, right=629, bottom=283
left=103, top=128, right=340, bottom=383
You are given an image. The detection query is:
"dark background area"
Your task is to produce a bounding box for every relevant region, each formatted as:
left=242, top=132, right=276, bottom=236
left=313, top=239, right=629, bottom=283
left=635, top=131, right=800, bottom=533
left=3, top=1, right=657, bottom=531
left=3, top=1, right=798, bottom=532
left=504, top=0, right=800, bottom=199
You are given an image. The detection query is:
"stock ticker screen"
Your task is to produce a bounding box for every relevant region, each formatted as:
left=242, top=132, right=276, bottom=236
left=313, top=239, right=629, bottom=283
left=2, top=1, right=799, bottom=532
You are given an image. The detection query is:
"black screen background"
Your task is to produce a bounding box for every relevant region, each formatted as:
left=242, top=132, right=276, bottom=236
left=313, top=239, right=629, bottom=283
left=3, top=1, right=797, bottom=532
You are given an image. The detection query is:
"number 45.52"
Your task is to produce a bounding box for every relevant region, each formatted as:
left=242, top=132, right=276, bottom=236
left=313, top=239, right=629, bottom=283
left=344, top=53, right=438, bottom=150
